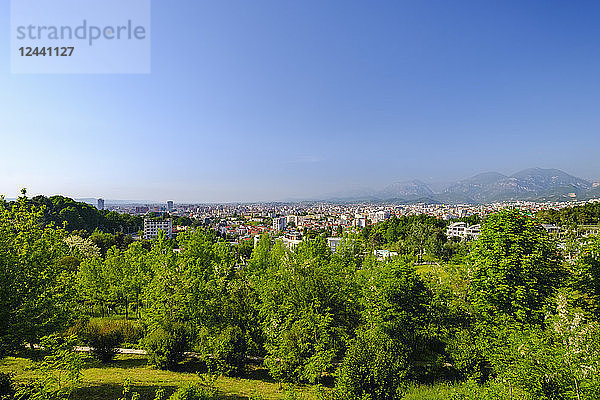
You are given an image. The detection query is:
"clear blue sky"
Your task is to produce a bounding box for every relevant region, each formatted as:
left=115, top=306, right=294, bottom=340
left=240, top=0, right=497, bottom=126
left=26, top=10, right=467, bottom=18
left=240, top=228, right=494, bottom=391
left=2, top=0, right=600, bottom=202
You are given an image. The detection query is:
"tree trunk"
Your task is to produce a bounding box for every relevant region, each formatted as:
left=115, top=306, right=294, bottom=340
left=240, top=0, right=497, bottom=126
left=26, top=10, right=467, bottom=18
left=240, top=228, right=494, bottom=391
left=575, top=377, right=582, bottom=400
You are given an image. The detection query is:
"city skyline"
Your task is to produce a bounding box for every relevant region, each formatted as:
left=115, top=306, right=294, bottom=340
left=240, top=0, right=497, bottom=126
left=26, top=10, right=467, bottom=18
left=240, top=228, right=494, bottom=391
left=2, top=1, right=600, bottom=202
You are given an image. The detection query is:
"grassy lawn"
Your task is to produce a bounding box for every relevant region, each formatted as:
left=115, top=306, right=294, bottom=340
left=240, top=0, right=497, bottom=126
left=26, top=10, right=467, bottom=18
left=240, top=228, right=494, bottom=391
left=402, top=383, right=458, bottom=400
left=0, top=355, right=320, bottom=400
left=0, top=354, right=478, bottom=400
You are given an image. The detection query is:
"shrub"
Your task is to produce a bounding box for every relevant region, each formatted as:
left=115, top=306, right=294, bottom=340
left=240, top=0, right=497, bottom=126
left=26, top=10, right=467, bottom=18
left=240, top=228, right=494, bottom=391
left=0, top=373, right=15, bottom=400
left=115, top=319, right=146, bottom=346
left=143, top=321, right=190, bottom=370
left=77, top=319, right=145, bottom=362
left=168, top=383, right=217, bottom=400
left=199, top=325, right=248, bottom=376
left=64, top=318, right=89, bottom=341
left=85, top=321, right=123, bottom=363
left=335, top=328, right=407, bottom=400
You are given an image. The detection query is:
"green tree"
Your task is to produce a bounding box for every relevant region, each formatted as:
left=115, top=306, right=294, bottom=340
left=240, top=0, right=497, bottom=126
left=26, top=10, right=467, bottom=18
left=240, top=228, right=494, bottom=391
left=256, top=238, right=359, bottom=383
left=178, top=229, right=260, bottom=375
left=0, top=195, right=77, bottom=354
left=469, top=209, right=564, bottom=324
left=573, top=233, right=600, bottom=317
left=336, top=327, right=407, bottom=400
left=358, top=257, right=444, bottom=382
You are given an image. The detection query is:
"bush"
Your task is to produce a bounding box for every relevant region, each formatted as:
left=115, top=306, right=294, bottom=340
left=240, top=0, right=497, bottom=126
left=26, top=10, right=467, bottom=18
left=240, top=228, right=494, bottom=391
left=168, top=383, right=217, bottom=400
left=114, top=319, right=146, bottom=346
left=75, top=319, right=145, bottom=362
left=143, top=321, right=190, bottom=370
left=64, top=318, right=89, bottom=341
left=0, top=373, right=15, bottom=400
left=199, top=325, right=248, bottom=376
left=14, top=335, right=84, bottom=400
left=335, top=328, right=407, bottom=400
left=85, top=321, right=124, bottom=363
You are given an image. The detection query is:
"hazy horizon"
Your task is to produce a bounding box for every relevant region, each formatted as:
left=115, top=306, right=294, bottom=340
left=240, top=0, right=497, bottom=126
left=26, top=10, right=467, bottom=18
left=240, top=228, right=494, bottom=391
left=3, top=1, right=600, bottom=202
left=3, top=166, right=599, bottom=204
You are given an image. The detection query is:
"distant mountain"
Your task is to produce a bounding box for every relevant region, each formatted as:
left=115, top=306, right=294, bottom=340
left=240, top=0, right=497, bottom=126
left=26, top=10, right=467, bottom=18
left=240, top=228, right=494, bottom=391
left=445, top=168, right=593, bottom=203
left=377, top=180, right=434, bottom=200
left=443, top=172, right=507, bottom=202
left=322, top=168, right=597, bottom=204
left=463, top=172, right=508, bottom=185
left=441, top=168, right=592, bottom=203
left=322, top=187, right=380, bottom=202
left=511, top=168, right=591, bottom=191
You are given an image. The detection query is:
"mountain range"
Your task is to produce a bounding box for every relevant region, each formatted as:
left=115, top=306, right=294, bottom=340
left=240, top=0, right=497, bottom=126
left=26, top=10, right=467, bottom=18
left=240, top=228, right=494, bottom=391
left=326, top=168, right=600, bottom=204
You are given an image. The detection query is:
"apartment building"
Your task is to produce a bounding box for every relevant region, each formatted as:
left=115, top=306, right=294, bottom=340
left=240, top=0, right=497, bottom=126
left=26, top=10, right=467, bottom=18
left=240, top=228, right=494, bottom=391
left=446, top=222, right=481, bottom=240
left=272, top=216, right=287, bottom=231
left=144, top=218, right=173, bottom=239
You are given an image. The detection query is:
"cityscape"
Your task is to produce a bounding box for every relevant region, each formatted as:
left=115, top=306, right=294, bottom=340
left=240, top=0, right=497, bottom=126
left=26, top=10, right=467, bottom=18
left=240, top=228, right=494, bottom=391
left=3, top=1, right=600, bottom=400
left=100, top=196, right=599, bottom=242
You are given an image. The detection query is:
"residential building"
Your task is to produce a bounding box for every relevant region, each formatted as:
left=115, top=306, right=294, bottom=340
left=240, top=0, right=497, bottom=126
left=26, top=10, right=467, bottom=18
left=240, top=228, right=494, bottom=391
left=542, top=224, right=562, bottom=235
left=144, top=218, right=173, bottom=239
left=446, top=222, right=481, bottom=240
left=281, top=232, right=302, bottom=249
left=272, top=216, right=287, bottom=231
left=97, top=198, right=105, bottom=210
left=372, top=210, right=391, bottom=223
left=374, top=249, right=398, bottom=260
left=327, top=237, right=343, bottom=253
left=167, top=201, right=174, bottom=212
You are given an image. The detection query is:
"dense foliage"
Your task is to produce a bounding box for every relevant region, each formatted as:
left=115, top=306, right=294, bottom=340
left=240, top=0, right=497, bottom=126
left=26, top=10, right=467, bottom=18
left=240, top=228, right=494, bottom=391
left=537, top=202, right=600, bottom=225
left=5, top=193, right=600, bottom=399
left=2, top=195, right=143, bottom=234
left=0, top=196, right=76, bottom=355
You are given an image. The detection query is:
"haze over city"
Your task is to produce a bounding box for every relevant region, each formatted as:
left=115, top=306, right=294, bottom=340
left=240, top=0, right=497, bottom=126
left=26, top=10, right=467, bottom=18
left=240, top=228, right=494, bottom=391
left=2, top=0, right=600, bottom=202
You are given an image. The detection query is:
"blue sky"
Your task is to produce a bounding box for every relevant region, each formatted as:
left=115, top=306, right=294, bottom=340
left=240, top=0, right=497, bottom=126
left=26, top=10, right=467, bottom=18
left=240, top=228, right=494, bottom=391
left=2, top=0, right=600, bottom=202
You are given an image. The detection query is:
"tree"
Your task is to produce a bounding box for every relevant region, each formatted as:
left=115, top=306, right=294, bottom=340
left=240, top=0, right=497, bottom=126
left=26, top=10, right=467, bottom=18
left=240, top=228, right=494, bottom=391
left=486, top=293, right=600, bottom=400
left=178, top=229, right=260, bottom=375
left=357, top=257, right=443, bottom=382
left=469, top=209, right=564, bottom=325
left=256, top=238, right=360, bottom=383
left=89, top=229, right=117, bottom=256
left=78, top=257, right=111, bottom=317
left=0, top=195, right=77, bottom=354
left=336, top=328, right=407, bottom=400
left=573, top=233, right=600, bottom=317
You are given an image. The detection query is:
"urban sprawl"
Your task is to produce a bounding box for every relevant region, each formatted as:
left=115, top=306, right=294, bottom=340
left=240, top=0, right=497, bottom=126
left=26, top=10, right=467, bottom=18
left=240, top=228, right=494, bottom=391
left=96, top=198, right=600, bottom=250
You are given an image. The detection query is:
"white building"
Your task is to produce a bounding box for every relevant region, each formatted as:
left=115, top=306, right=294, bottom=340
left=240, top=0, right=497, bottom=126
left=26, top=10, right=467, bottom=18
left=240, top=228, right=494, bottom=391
left=542, top=224, right=562, bottom=235
left=372, top=210, right=391, bottom=223
left=144, top=218, right=173, bottom=239
left=272, top=216, right=287, bottom=231
left=353, top=214, right=367, bottom=228
left=374, top=249, right=398, bottom=260
left=281, top=236, right=302, bottom=249
left=327, top=237, right=343, bottom=253
left=446, top=222, right=481, bottom=240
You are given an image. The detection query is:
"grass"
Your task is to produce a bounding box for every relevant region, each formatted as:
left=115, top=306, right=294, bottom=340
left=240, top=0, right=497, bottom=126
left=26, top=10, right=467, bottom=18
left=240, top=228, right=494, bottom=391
left=402, top=383, right=458, bottom=400
left=0, top=355, right=321, bottom=400
left=0, top=354, right=481, bottom=400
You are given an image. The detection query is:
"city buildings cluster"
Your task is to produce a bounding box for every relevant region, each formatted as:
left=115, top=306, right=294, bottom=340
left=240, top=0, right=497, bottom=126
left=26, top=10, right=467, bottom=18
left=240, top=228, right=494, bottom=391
left=97, top=198, right=600, bottom=244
